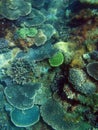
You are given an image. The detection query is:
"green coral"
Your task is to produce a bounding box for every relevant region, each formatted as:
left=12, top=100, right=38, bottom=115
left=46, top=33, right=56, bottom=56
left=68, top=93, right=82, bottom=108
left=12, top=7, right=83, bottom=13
left=49, top=52, right=64, bottom=67
left=27, top=28, right=38, bottom=37
left=16, top=27, right=38, bottom=39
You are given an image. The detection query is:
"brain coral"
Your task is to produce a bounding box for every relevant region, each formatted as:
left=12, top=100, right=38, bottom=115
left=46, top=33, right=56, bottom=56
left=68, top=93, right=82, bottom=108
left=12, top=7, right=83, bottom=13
left=7, top=58, right=33, bottom=84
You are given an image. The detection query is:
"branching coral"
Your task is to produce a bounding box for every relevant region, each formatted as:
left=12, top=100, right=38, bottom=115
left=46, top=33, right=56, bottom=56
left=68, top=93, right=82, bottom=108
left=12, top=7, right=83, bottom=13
left=7, top=58, right=33, bottom=84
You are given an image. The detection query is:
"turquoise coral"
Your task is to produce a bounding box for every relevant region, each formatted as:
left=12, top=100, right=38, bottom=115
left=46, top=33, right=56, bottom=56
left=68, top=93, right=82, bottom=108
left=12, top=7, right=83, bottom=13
left=10, top=105, right=40, bottom=127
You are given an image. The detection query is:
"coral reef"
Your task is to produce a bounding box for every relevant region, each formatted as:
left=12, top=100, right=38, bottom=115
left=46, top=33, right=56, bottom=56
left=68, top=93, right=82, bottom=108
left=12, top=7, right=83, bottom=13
left=0, top=0, right=98, bottom=129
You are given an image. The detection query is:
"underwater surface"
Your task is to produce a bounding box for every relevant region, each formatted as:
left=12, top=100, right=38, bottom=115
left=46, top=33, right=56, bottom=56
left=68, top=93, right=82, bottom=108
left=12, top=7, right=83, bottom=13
left=0, top=0, right=98, bottom=130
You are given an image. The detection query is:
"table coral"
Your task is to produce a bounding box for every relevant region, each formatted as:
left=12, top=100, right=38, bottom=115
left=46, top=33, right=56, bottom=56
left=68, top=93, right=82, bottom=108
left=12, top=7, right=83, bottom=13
left=10, top=105, right=40, bottom=127
left=0, top=0, right=32, bottom=20
left=4, top=83, right=41, bottom=110
left=17, top=8, right=45, bottom=27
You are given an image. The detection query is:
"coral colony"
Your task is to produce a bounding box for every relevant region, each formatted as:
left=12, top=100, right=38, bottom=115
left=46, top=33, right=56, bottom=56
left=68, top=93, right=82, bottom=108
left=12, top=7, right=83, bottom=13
left=0, top=0, right=98, bottom=129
